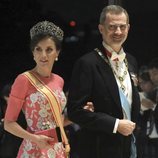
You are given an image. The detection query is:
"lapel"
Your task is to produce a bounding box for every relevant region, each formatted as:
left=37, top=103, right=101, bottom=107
left=94, top=46, right=122, bottom=112
left=94, top=47, right=140, bottom=120
left=130, top=73, right=140, bottom=120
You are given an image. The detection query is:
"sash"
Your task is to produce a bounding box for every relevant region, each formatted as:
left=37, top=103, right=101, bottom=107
left=24, top=71, right=70, bottom=156
left=118, top=88, right=136, bottom=158
left=95, top=47, right=136, bottom=157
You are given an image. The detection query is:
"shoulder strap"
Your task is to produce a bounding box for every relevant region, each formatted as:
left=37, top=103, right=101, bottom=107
left=23, top=71, right=70, bottom=154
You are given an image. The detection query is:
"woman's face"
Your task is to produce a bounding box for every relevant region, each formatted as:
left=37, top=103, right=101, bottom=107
left=138, top=77, right=154, bottom=93
left=149, top=68, right=158, bottom=87
left=33, top=37, right=59, bottom=70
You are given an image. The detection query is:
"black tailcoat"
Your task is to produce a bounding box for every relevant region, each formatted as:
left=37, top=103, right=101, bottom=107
left=67, top=46, right=140, bottom=158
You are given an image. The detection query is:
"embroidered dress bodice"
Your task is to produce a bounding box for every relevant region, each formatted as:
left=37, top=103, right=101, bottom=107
left=5, top=72, right=67, bottom=158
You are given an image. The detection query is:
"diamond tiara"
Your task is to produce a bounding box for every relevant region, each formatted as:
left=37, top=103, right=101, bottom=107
left=30, top=21, right=64, bottom=41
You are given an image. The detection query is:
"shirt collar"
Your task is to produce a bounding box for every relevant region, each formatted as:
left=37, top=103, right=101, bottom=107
left=102, top=42, right=126, bottom=62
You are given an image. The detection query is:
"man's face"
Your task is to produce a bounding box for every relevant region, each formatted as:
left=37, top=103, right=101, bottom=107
left=149, top=68, right=158, bottom=86
left=98, top=12, right=130, bottom=51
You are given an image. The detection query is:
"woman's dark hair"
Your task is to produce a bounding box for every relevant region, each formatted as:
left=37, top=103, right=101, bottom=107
left=138, top=66, right=157, bottom=102
left=30, top=33, right=62, bottom=52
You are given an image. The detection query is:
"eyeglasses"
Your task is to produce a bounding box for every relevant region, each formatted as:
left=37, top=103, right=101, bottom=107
left=107, top=24, right=128, bottom=31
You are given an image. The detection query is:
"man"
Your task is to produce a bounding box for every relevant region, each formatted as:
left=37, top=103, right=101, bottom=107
left=67, top=5, right=140, bottom=158
left=148, top=58, right=158, bottom=157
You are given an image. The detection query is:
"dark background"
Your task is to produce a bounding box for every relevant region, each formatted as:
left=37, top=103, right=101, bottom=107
left=0, top=0, right=158, bottom=92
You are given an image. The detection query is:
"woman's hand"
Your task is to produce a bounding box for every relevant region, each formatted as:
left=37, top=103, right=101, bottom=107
left=4, top=120, right=54, bottom=150
left=33, top=134, right=55, bottom=149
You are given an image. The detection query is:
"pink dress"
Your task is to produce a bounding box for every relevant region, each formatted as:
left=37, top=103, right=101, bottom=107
left=5, top=72, right=67, bottom=158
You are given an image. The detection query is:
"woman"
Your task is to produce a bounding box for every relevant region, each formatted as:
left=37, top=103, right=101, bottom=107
left=4, top=21, right=70, bottom=158
left=137, top=66, right=157, bottom=158
left=138, top=66, right=156, bottom=111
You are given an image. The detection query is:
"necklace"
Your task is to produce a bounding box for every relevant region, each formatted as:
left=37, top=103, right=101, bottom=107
left=95, top=48, right=128, bottom=93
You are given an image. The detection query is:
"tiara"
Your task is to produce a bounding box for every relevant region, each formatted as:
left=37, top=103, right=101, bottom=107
left=30, top=21, right=64, bottom=41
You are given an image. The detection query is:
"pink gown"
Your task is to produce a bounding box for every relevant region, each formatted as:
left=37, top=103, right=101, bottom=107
left=5, top=72, right=67, bottom=158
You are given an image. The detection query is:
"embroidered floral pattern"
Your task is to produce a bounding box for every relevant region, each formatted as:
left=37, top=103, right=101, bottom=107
left=18, top=88, right=66, bottom=158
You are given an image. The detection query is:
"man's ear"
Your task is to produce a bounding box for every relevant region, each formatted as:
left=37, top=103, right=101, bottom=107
left=98, top=24, right=104, bottom=34
left=127, top=24, right=130, bottom=31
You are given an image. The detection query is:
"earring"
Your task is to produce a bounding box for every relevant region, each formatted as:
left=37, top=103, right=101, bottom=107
left=55, top=57, right=58, bottom=61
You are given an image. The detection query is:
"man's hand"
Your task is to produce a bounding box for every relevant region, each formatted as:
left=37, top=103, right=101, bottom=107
left=117, top=119, right=135, bottom=136
left=83, top=102, right=94, bottom=112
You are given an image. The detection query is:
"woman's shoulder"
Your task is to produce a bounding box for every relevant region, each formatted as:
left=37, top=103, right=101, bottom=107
left=12, top=72, right=32, bottom=90
left=15, top=72, right=30, bottom=83
left=52, top=73, right=64, bottom=86
left=9, top=72, right=31, bottom=97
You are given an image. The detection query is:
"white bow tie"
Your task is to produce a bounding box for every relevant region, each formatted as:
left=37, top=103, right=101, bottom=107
left=110, top=52, right=126, bottom=62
